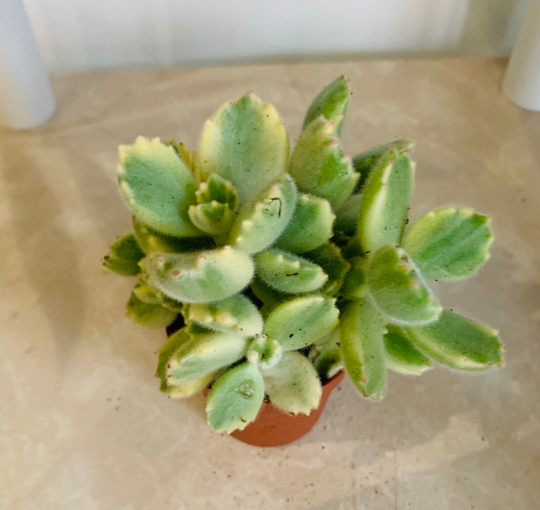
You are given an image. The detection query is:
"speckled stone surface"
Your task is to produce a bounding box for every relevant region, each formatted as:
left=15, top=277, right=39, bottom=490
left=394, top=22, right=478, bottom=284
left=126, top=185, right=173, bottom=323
left=1, top=58, right=539, bottom=510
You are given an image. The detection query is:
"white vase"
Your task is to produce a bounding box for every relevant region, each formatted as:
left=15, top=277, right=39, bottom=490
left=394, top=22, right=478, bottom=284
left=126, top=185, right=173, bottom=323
left=0, top=0, right=56, bottom=129
left=503, top=0, right=540, bottom=111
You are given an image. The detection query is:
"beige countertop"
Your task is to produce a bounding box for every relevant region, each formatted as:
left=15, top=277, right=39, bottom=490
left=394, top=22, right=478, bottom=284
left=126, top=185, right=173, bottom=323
left=1, top=58, right=539, bottom=510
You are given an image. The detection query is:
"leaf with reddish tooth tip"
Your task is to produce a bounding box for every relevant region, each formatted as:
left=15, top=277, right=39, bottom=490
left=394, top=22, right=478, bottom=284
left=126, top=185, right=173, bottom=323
left=340, top=297, right=387, bottom=401
left=183, top=294, right=263, bottom=337
left=140, top=246, right=254, bottom=303
left=198, top=93, right=289, bottom=206
left=229, top=175, right=297, bottom=254
left=367, top=244, right=442, bottom=326
left=401, top=310, right=505, bottom=371
left=352, top=139, right=415, bottom=193
left=303, top=76, right=350, bottom=134
left=357, top=152, right=415, bottom=255
left=403, top=207, right=493, bottom=282
left=289, top=116, right=358, bottom=205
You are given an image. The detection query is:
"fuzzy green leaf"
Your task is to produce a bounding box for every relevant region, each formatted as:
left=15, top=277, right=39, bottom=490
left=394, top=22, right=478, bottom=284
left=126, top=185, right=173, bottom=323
left=262, top=352, right=322, bottom=415
left=126, top=290, right=177, bottom=329
left=303, top=243, right=351, bottom=295
left=340, top=256, right=369, bottom=299
left=312, top=328, right=343, bottom=382
left=254, top=249, right=328, bottom=294
left=133, top=282, right=161, bottom=304
left=289, top=116, right=358, bottom=205
left=103, top=233, right=145, bottom=276
left=340, top=298, right=387, bottom=400
left=188, top=201, right=234, bottom=235
left=246, top=334, right=283, bottom=368
left=403, top=310, right=504, bottom=371
left=198, top=93, right=289, bottom=205
left=133, top=217, right=214, bottom=254
left=353, top=139, right=415, bottom=193
left=206, top=362, right=265, bottom=433
left=165, top=330, right=249, bottom=385
left=183, top=294, right=263, bottom=337
left=273, top=193, right=335, bottom=254
left=334, top=193, right=362, bottom=236
left=368, top=244, right=442, bottom=325
left=403, top=207, right=493, bottom=282
left=303, top=76, right=350, bottom=134
left=141, top=246, right=254, bottom=303
left=156, top=328, right=191, bottom=381
left=117, top=137, right=202, bottom=237
left=264, top=295, right=339, bottom=351
left=196, top=173, right=238, bottom=210
left=229, top=175, right=296, bottom=254
left=250, top=277, right=287, bottom=307
left=163, top=373, right=216, bottom=398
left=357, top=152, right=415, bottom=255
left=384, top=324, right=433, bottom=375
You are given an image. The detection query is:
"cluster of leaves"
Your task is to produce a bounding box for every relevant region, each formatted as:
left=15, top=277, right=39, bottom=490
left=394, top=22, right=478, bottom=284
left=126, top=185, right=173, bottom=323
left=104, top=77, right=505, bottom=434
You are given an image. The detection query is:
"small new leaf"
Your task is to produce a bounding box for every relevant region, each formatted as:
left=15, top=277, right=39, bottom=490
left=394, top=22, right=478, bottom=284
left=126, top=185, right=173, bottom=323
left=103, top=233, right=144, bottom=276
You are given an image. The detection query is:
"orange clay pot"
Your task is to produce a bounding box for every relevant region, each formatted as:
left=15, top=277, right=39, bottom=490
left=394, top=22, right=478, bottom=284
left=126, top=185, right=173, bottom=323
left=228, top=370, right=344, bottom=447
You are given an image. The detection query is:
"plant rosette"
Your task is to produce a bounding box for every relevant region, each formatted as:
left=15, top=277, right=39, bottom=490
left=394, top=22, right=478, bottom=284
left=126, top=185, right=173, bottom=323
left=103, top=76, right=505, bottom=444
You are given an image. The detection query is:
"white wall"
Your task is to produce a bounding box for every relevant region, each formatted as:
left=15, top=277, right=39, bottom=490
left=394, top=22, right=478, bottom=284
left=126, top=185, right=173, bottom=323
left=23, top=0, right=526, bottom=72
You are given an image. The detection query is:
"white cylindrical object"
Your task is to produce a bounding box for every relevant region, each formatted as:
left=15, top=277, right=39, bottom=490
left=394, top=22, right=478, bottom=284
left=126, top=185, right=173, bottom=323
left=0, top=0, right=56, bottom=129
left=503, top=0, right=540, bottom=111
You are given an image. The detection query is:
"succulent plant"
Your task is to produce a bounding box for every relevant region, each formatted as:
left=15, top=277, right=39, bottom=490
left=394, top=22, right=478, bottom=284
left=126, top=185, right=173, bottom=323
left=104, top=76, right=505, bottom=434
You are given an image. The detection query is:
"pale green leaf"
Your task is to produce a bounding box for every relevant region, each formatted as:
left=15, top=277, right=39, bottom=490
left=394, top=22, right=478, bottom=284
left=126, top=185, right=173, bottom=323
left=103, top=233, right=144, bottom=276
left=126, top=290, right=177, bottom=329
left=384, top=324, right=433, bottom=375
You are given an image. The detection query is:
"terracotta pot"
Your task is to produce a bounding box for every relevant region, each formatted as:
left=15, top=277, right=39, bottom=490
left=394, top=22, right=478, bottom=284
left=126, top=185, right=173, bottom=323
left=229, top=370, right=345, bottom=447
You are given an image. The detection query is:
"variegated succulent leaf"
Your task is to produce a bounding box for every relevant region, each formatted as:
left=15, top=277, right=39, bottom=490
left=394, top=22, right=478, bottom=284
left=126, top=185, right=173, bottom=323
left=163, top=372, right=216, bottom=399
left=183, top=294, right=263, bottom=337
left=264, top=295, right=339, bottom=351
left=250, top=277, right=288, bottom=308
left=133, top=216, right=214, bottom=254
left=311, top=328, right=343, bottom=382
left=206, top=362, right=265, bottom=433
left=103, top=233, right=144, bottom=276
left=289, top=116, right=358, bottom=205
left=262, top=352, right=322, bottom=415
left=127, top=290, right=177, bottom=329
left=340, top=297, right=387, bottom=400
left=229, top=174, right=297, bottom=254
left=357, top=152, right=415, bottom=255
left=303, top=243, right=351, bottom=295
left=353, top=139, right=415, bottom=193
left=133, top=282, right=161, bottom=304
left=169, top=140, right=198, bottom=178
left=188, top=201, right=234, bottom=236
left=367, top=244, right=442, bottom=326
left=334, top=193, right=362, bottom=236
left=198, top=93, right=289, bottom=205
left=273, top=193, right=335, bottom=254
left=140, top=246, right=254, bottom=303
left=196, top=173, right=238, bottom=210
left=164, top=328, right=250, bottom=385
left=403, top=207, right=493, bottom=282
left=340, top=256, right=369, bottom=299
left=302, top=76, right=350, bottom=134
left=402, top=309, right=505, bottom=371
left=254, top=249, right=328, bottom=294
left=246, top=334, right=283, bottom=368
left=384, top=324, right=433, bottom=375
left=117, top=137, right=203, bottom=237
